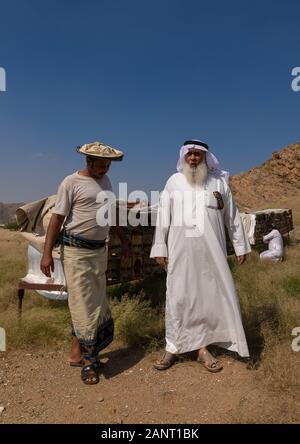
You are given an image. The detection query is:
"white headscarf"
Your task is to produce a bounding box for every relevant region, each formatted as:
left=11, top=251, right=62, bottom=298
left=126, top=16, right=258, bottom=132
left=176, top=141, right=230, bottom=184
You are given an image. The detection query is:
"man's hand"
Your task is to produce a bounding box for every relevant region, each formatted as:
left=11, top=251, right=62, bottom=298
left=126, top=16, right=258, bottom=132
left=40, top=253, right=54, bottom=277
left=236, top=255, right=246, bottom=265
left=39, top=213, right=64, bottom=277
left=155, top=257, right=168, bottom=270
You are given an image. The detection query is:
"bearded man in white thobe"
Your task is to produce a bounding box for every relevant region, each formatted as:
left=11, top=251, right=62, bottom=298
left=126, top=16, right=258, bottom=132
left=150, top=139, right=251, bottom=372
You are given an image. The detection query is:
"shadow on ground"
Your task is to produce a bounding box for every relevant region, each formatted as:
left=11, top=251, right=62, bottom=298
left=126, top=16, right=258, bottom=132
left=99, top=345, right=145, bottom=379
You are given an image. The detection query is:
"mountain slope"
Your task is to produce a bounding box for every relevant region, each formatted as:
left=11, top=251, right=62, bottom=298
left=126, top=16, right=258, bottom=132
left=0, top=202, right=24, bottom=224
left=230, top=141, right=300, bottom=211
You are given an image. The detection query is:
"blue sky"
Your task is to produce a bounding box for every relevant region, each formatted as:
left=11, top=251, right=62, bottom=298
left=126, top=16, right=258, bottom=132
left=0, top=0, right=299, bottom=203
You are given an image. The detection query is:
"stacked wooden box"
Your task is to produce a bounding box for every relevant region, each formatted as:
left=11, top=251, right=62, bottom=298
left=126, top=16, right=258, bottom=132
left=252, top=209, right=293, bottom=244
left=106, top=206, right=294, bottom=283
left=107, top=226, right=162, bottom=285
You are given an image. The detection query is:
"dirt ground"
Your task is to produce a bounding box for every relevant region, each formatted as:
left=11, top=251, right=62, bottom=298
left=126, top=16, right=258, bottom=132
left=0, top=344, right=298, bottom=424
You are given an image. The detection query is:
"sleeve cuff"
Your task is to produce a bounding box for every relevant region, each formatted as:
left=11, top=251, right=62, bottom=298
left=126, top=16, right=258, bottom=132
left=52, top=209, right=68, bottom=217
left=150, top=244, right=168, bottom=258
left=233, top=244, right=252, bottom=256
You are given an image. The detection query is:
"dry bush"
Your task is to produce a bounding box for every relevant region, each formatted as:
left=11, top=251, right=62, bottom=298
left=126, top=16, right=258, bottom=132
left=111, top=292, right=164, bottom=348
left=231, top=249, right=300, bottom=393
left=0, top=228, right=299, bottom=398
left=0, top=229, right=165, bottom=351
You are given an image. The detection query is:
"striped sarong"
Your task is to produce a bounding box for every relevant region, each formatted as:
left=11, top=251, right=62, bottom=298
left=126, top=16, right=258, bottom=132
left=61, top=244, right=113, bottom=363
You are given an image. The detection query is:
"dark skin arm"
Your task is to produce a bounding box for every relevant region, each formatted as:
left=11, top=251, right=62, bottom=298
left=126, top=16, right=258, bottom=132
left=40, top=213, right=65, bottom=277
left=40, top=203, right=131, bottom=276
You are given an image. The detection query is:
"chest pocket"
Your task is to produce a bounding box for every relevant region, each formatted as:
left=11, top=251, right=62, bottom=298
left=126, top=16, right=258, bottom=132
left=205, top=191, right=224, bottom=210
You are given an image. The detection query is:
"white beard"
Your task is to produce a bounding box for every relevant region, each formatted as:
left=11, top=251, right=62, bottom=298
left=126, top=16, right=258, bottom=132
left=182, top=161, right=208, bottom=186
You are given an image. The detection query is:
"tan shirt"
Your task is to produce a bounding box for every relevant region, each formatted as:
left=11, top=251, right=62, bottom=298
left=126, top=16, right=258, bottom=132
left=53, top=172, right=113, bottom=240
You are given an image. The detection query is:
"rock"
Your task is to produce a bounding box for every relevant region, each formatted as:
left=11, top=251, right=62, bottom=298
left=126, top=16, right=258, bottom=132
left=97, top=397, right=104, bottom=403
left=77, top=405, right=84, bottom=409
left=0, top=406, right=5, bottom=414
left=231, top=141, right=300, bottom=210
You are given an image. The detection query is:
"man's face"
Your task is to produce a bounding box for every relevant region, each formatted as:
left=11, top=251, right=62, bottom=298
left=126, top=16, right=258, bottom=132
left=184, top=148, right=206, bottom=167
left=87, top=157, right=111, bottom=178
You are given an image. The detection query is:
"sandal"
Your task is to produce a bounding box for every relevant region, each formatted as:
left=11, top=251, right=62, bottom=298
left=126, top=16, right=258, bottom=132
left=69, top=358, right=103, bottom=368
left=81, top=364, right=99, bottom=385
left=69, top=359, right=85, bottom=368
left=153, top=351, right=177, bottom=370
left=197, top=349, right=223, bottom=373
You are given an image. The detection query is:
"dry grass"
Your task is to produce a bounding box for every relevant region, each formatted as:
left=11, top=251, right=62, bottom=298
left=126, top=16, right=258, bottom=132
left=0, top=225, right=299, bottom=402
left=230, top=249, right=300, bottom=393
left=0, top=229, right=165, bottom=352
left=232, top=192, right=300, bottom=396
left=0, top=230, right=71, bottom=350
left=111, top=293, right=164, bottom=348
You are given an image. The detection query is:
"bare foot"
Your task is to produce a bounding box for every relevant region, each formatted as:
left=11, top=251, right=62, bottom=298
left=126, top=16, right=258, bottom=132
left=197, top=347, right=223, bottom=372
left=67, top=336, right=83, bottom=364
left=197, top=346, right=208, bottom=360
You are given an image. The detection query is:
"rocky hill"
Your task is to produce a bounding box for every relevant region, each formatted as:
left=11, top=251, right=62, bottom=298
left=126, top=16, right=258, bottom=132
left=1, top=141, right=300, bottom=223
left=230, top=141, right=300, bottom=211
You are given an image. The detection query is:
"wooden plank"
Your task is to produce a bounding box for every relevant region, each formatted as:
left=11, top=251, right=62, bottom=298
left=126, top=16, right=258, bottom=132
left=18, top=281, right=67, bottom=292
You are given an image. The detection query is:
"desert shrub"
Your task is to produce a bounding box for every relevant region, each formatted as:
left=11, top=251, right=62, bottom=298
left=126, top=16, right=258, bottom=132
left=0, top=229, right=299, bottom=394
left=111, top=292, right=164, bottom=348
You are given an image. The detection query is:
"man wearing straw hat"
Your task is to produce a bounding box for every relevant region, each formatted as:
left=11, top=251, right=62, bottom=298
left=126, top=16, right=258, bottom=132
left=40, top=141, right=128, bottom=385
left=151, top=139, right=251, bottom=372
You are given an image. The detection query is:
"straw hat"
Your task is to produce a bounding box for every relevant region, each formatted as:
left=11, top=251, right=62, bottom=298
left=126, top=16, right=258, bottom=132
left=76, top=141, right=124, bottom=161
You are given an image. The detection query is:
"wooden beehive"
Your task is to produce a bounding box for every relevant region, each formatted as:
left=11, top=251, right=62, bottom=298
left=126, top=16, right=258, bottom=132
left=226, top=208, right=293, bottom=255
left=107, top=226, right=163, bottom=285
left=252, top=209, right=293, bottom=243
left=107, top=205, right=294, bottom=281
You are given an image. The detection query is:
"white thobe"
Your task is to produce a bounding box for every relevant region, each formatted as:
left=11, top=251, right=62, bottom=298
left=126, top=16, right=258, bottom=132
left=260, top=229, right=283, bottom=261
left=150, top=172, right=251, bottom=357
